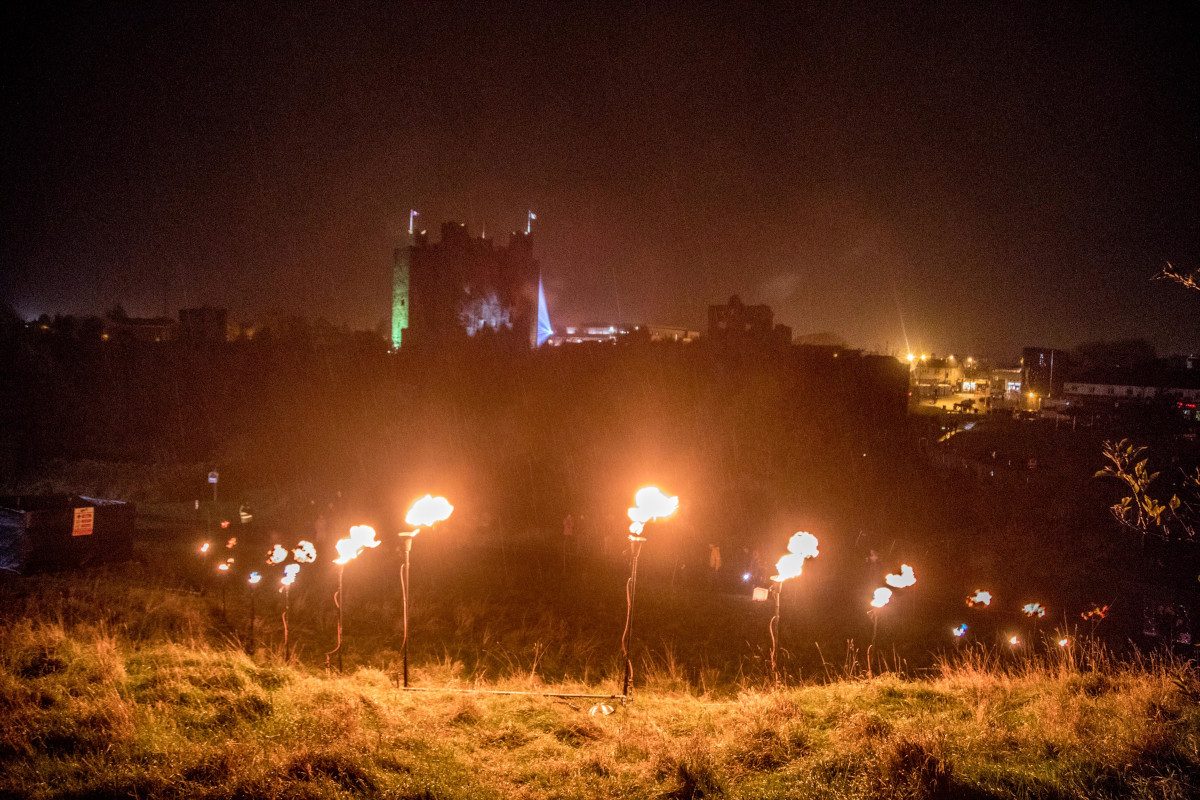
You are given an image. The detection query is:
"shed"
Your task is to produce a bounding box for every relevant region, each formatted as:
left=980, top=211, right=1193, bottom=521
left=0, top=495, right=135, bottom=573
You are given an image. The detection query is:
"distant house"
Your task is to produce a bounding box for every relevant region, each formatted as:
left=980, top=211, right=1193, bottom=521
left=179, top=307, right=229, bottom=343
left=911, top=357, right=964, bottom=399
left=707, top=296, right=791, bottom=347
left=104, top=316, right=176, bottom=343
left=1063, top=366, right=1200, bottom=420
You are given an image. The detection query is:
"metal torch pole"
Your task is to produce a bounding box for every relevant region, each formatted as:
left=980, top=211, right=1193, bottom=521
left=770, top=583, right=782, bottom=685
left=401, top=534, right=413, bottom=688
left=337, top=565, right=344, bottom=673
left=622, top=537, right=644, bottom=698
left=249, top=586, right=256, bottom=655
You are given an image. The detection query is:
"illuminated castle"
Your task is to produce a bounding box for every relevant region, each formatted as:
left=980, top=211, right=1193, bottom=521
left=391, top=220, right=551, bottom=349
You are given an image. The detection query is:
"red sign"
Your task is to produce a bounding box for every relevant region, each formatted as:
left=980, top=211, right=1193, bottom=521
left=72, top=507, right=94, bottom=537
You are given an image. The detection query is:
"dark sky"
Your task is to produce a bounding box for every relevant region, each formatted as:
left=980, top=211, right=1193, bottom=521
left=2, top=1, right=1197, bottom=358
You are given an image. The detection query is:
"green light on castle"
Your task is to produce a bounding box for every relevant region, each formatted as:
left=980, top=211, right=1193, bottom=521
left=391, top=243, right=410, bottom=349
left=392, top=211, right=416, bottom=349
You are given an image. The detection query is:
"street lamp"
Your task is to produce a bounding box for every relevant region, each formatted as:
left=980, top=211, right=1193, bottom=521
left=622, top=486, right=678, bottom=697
left=398, top=495, right=454, bottom=688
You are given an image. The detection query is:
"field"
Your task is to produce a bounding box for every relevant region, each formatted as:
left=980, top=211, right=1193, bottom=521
left=3, top=557, right=1198, bottom=800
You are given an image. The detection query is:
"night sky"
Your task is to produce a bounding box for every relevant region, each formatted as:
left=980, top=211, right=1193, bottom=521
left=2, top=2, right=1197, bottom=358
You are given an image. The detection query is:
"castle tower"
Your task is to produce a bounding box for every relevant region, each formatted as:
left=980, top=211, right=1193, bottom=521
left=391, top=239, right=411, bottom=349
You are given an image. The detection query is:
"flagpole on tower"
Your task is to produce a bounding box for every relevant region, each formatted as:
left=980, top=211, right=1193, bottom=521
left=527, top=210, right=536, bottom=235
left=409, top=209, right=418, bottom=237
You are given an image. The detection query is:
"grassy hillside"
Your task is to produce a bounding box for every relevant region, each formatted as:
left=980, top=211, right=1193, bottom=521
left=2, top=566, right=1197, bottom=800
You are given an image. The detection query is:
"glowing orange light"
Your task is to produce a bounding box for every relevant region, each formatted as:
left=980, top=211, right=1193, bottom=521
left=293, top=540, right=317, bottom=563
left=772, top=531, right=819, bottom=582
left=1081, top=604, right=1109, bottom=621
left=221, top=521, right=230, bottom=529
left=333, top=525, right=380, bottom=565
left=967, top=590, right=992, bottom=607
left=627, top=487, right=678, bottom=536
left=1008, top=635, right=1019, bottom=645
left=870, top=587, right=893, bottom=608
left=217, top=558, right=234, bottom=572
left=225, top=537, right=236, bottom=548
left=199, top=542, right=210, bottom=554
left=405, top=495, right=454, bottom=529
left=884, top=564, right=916, bottom=589
left=1022, top=603, right=1046, bottom=618
left=1057, top=638, right=1069, bottom=647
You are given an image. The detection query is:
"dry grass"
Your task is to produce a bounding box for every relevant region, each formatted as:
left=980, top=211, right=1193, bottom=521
left=1, top=570, right=1198, bottom=799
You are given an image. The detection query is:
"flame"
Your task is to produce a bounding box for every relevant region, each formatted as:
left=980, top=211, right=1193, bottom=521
left=333, top=525, right=380, bottom=565
left=884, top=564, right=916, bottom=588
left=268, top=545, right=288, bottom=564
left=870, top=587, right=893, bottom=608
left=281, top=563, right=300, bottom=586
left=199, top=542, right=210, bottom=554
left=1022, top=603, right=1046, bottom=618
left=1057, top=637, right=1069, bottom=647
left=952, top=623, right=968, bottom=637
left=226, top=537, right=237, bottom=548
left=405, top=495, right=454, bottom=528
left=221, top=521, right=230, bottom=529
left=218, top=558, right=234, bottom=572
left=1081, top=604, right=1109, bottom=620
left=1009, top=635, right=1020, bottom=645
left=627, top=486, right=679, bottom=535
left=772, top=531, right=820, bottom=582
left=248, top=572, right=262, bottom=585
left=967, top=590, right=992, bottom=607
left=293, top=540, right=317, bottom=563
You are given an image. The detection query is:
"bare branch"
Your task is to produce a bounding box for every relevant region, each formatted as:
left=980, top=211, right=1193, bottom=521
left=1155, top=262, right=1200, bottom=293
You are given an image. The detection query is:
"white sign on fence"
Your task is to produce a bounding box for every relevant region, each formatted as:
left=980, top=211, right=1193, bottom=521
left=72, top=507, right=94, bottom=537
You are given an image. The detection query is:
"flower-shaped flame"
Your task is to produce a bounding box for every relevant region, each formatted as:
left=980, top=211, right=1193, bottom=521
left=268, top=544, right=288, bottom=564
left=333, top=525, right=380, bottom=565
left=967, top=590, right=992, bottom=607
left=1081, top=604, right=1109, bottom=621
left=952, top=623, right=968, bottom=637
left=772, top=531, right=819, bottom=582
left=248, top=572, right=262, bottom=585
left=885, top=564, right=916, bottom=588
left=1022, top=603, right=1046, bottom=618
left=405, top=495, right=454, bottom=528
left=199, top=542, right=210, bottom=554
left=281, top=563, right=300, bottom=587
left=870, top=587, right=893, bottom=608
left=627, top=487, right=678, bottom=535
left=293, top=540, right=317, bottom=563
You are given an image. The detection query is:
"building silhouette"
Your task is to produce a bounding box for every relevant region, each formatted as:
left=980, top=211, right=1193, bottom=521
left=392, top=222, right=539, bottom=349
left=707, top=295, right=791, bottom=347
